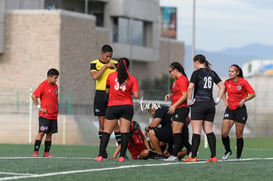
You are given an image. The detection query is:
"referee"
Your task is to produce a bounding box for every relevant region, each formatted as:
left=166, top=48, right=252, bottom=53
left=90, top=45, right=120, bottom=158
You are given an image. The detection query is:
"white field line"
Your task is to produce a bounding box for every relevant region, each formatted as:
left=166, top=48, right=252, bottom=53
left=0, top=172, right=34, bottom=176
left=0, top=157, right=273, bottom=181
left=0, top=157, right=93, bottom=160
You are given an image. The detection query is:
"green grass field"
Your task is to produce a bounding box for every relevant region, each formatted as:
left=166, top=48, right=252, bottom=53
left=1, top=137, right=273, bottom=181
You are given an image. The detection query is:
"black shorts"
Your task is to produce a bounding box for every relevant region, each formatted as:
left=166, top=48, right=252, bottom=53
left=93, top=90, right=108, bottom=116
left=154, top=126, right=173, bottom=143
left=105, top=105, right=134, bottom=121
left=191, top=102, right=215, bottom=122
left=172, top=107, right=189, bottom=123
left=39, top=117, right=58, bottom=134
left=223, top=105, right=248, bottom=124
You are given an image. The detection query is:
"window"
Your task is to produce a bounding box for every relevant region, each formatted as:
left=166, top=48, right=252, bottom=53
left=112, top=17, right=151, bottom=47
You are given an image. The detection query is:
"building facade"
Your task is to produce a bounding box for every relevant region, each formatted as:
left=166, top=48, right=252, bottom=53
left=0, top=0, right=185, bottom=144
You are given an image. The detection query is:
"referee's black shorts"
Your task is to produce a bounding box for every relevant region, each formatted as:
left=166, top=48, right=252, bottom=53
left=223, top=105, right=248, bottom=124
left=106, top=105, right=134, bottom=121
left=191, top=102, right=215, bottom=122
left=93, top=90, right=108, bottom=116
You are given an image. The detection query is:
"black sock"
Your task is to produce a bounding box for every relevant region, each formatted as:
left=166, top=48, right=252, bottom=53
left=114, top=132, right=122, bottom=145
left=207, top=132, right=216, bottom=157
left=98, top=131, right=103, bottom=141
left=237, top=138, right=244, bottom=158
left=34, top=140, right=41, bottom=152
left=120, top=133, right=130, bottom=157
left=222, top=136, right=231, bottom=153
left=181, top=126, right=191, bottom=153
left=44, top=141, right=52, bottom=152
left=99, top=132, right=110, bottom=156
left=173, top=133, right=183, bottom=156
left=191, top=134, right=200, bottom=158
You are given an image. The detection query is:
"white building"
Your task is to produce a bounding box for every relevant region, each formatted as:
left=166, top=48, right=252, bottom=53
left=242, top=59, right=273, bottom=78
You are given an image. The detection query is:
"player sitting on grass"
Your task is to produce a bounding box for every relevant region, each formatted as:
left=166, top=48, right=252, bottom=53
left=109, top=121, right=157, bottom=160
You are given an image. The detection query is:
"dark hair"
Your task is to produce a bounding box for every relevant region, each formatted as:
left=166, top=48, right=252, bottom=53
left=169, top=61, right=187, bottom=78
left=129, top=121, right=140, bottom=146
left=47, top=68, right=59, bottom=77
left=101, top=44, right=113, bottom=53
left=193, top=54, right=211, bottom=70
left=117, top=57, right=130, bottom=85
left=230, top=64, right=244, bottom=78
left=131, top=121, right=140, bottom=133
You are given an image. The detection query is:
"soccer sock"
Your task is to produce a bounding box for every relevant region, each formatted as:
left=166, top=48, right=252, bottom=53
left=98, top=131, right=103, bottom=141
left=191, top=134, right=200, bottom=158
left=114, top=131, right=122, bottom=145
left=44, top=141, right=52, bottom=153
left=173, top=133, right=183, bottom=156
left=206, top=132, right=216, bottom=157
left=34, top=140, right=41, bottom=152
left=181, top=127, right=192, bottom=153
left=99, top=132, right=110, bottom=156
left=222, top=136, right=231, bottom=152
left=236, top=137, right=244, bottom=158
left=120, top=133, right=130, bottom=157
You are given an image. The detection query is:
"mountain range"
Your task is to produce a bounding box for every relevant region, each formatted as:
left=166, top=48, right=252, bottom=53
left=184, top=43, right=273, bottom=78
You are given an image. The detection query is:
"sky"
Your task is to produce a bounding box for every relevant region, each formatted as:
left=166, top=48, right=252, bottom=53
left=160, top=0, right=273, bottom=52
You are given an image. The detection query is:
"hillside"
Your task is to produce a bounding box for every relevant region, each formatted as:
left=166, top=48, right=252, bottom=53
left=184, top=43, right=273, bottom=78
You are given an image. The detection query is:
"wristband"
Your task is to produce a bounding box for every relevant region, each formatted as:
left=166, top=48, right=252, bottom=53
left=37, top=105, right=41, bottom=109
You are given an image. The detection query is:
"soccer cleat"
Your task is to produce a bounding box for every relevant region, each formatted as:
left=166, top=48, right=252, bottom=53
left=183, top=156, right=197, bottom=162
left=94, top=156, right=103, bottom=161
left=118, top=157, right=125, bottom=162
left=164, top=155, right=178, bottom=161
left=222, top=151, right=232, bottom=160
left=177, top=149, right=188, bottom=161
left=43, top=152, right=54, bottom=157
left=154, top=154, right=165, bottom=160
left=236, top=157, right=242, bottom=161
left=206, top=156, right=218, bottom=162
left=33, top=151, right=39, bottom=157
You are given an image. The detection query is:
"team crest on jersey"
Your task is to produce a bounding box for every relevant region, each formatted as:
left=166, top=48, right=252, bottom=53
left=237, top=85, right=242, bottom=91
left=48, top=89, right=51, bottom=93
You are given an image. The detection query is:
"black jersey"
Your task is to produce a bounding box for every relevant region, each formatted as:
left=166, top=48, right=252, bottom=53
left=190, top=68, right=221, bottom=103
left=153, top=106, right=172, bottom=128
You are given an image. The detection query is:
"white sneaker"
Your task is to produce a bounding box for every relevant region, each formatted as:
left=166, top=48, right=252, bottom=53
left=237, top=157, right=242, bottom=161
left=164, top=155, right=178, bottom=161
left=222, top=151, right=232, bottom=160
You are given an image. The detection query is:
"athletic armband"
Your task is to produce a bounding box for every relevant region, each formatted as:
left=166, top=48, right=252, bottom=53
left=214, top=97, right=221, bottom=105
left=187, top=98, right=196, bottom=106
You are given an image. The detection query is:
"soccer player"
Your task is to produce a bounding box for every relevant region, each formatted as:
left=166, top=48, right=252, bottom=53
left=90, top=45, right=120, bottom=158
left=32, top=68, right=59, bottom=157
left=95, top=57, right=139, bottom=162
left=164, top=62, right=189, bottom=161
left=146, top=105, right=190, bottom=160
left=110, top=121, right=154, bottom=160
left=221, top=64, right=255, bottom=161
left=184, top=54, right=225, bottom=162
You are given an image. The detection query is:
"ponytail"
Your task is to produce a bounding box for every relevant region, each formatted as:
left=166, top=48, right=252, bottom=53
left=117, top=57, right=130, bottom=85
left=193, top=54, right=211, bottom=70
